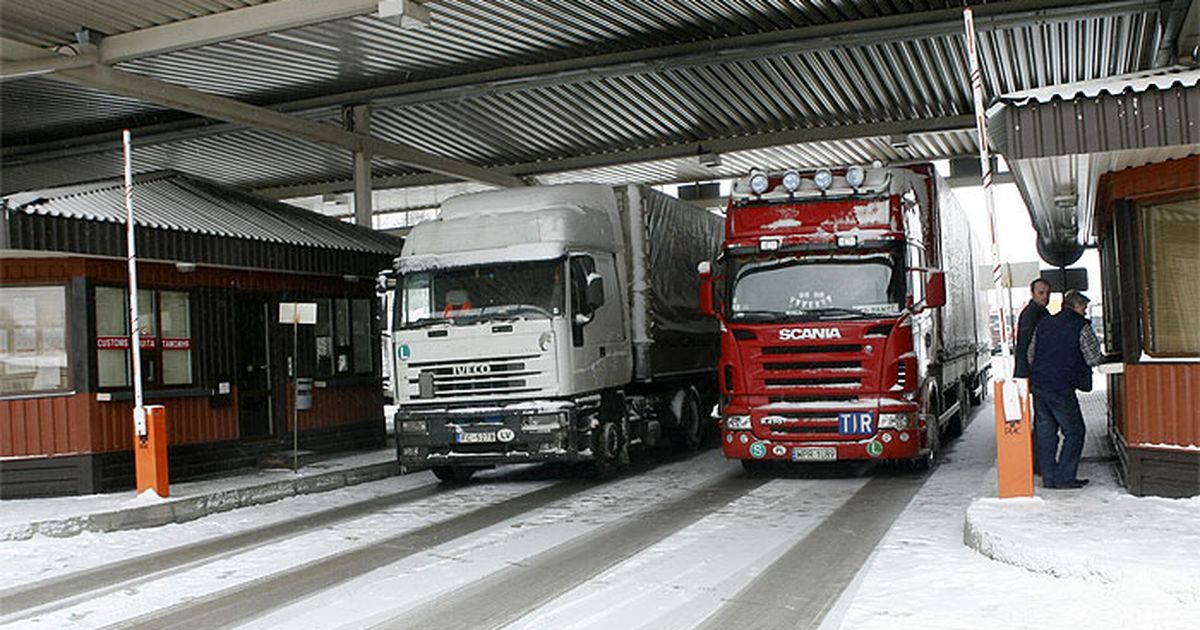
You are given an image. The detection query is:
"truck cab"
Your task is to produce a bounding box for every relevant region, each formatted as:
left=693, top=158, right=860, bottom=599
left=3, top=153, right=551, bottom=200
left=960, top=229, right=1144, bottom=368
left=701, top=165, right=987, bottom=470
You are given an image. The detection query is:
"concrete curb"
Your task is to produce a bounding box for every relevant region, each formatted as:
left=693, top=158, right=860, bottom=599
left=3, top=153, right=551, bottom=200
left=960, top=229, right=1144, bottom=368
left=0, top=461, right=399, bottom=542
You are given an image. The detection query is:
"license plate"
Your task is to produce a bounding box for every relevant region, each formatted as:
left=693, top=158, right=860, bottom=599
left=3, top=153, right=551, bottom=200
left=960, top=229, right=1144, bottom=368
left=792, top=447, right=837, bottom=461
left=457, top=431, right=496, bottom=444
left=838, top=412, right=874, bottom=435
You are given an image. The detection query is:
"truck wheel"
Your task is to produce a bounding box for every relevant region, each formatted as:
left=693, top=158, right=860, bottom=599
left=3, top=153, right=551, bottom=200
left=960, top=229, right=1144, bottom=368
left=912, top=404, right=940, bottom=471
left=945, top=380, right=967, bottom=439
left=969, top=369, right=987, bottom=406
left=431, top=466, right=476, bottom=483
left=671, top=389, right=704, bottom=452
left=587, top=419, right=623, bottom=479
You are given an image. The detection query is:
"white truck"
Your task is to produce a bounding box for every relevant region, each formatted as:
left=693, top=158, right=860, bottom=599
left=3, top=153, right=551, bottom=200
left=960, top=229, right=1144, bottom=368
left=391, top=183, right=722, bottom=480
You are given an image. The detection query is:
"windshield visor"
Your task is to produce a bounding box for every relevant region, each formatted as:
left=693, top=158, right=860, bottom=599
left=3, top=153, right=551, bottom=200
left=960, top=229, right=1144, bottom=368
left=399, top=259, right=565, bottom=328
left=727, top=245, right=905, bottom=321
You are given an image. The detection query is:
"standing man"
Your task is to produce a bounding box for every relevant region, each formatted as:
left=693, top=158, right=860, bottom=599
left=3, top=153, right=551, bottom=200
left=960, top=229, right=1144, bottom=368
left=1027, top=290, right=1104, bottom=489
left=1014, top=278, right=1051, bottom=378
left=1014, top=277, right=1051, bottom=475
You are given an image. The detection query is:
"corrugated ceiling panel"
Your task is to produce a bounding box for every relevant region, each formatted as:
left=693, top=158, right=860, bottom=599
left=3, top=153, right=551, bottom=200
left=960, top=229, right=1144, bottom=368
left=0, top=1, right=1167, bottom=199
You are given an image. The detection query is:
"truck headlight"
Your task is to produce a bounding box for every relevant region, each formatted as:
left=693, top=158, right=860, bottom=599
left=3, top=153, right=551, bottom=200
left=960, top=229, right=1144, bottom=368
left=846, top=165, right=866, bottom=188
left=538, top=331, right=553, bottom=351
left=401, top=420, right=428, bottom=433
left=749, top=170, right=769, bottom=194
left=522, top=413, right=564, bottom=433
left=781, top=170, right=801, bottom=192
left=814, top=168, right=833, bottom=190
left=724, top=414, right=751, bottom=430
left=877, top=412, right=916, bottom=430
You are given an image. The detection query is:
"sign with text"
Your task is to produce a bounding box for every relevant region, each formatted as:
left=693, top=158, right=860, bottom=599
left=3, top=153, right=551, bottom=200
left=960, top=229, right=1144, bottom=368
left=278, top=302, right=318, bottom=325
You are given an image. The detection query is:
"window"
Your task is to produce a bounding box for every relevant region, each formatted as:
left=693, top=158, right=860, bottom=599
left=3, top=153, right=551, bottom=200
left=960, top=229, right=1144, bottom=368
left=96, top=287, right=193, bottom=388
left=0, top=285, right=69, bottom=395
left=1140, top=197, right=1200, bottom=356
left=315, top=297, right=376, bottom=377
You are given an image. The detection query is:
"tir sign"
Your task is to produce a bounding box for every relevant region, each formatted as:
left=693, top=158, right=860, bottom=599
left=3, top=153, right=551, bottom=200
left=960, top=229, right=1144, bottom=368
left=839, top=412, right=874, bottom=435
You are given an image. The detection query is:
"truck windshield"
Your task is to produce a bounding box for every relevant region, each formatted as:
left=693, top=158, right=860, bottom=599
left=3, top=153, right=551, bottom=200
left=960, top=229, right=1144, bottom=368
left=727, top=247, right=905, bottom=321
left=398, top=259, right=565, bottom=328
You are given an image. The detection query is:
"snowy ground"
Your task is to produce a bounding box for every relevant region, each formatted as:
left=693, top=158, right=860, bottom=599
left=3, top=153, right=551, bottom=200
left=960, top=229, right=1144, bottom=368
left=2, top=383, right=1197, bottom=629
left=825, top=384, right=1199, bottom=630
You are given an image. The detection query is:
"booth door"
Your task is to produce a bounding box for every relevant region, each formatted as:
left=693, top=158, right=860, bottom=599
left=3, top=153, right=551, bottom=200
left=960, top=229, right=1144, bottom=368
left=236, top=296, right=275, bottom=438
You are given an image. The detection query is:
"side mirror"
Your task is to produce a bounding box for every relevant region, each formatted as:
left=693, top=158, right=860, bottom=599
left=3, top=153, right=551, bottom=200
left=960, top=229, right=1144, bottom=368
left=697, top=261, right=716, bottom=318
left=585, top=274, right=605, bottom=311
left=925, top=270, right=946, bottom=309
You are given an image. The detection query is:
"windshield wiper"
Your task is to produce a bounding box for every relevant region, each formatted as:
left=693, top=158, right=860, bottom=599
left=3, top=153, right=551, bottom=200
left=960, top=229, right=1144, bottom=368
left=404, top=317, right=449, bottom=330
left=728, top=310, right=783, bottom=322
left=801, top=307, right=865, bottom=320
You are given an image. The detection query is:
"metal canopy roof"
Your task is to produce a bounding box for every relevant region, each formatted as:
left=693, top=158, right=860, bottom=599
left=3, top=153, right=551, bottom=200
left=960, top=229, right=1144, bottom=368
left=0, top=0, right=1190, bottom=219
left=3, top=170, right=400, bottom=253
left=988, top=65, right=1199, bottom=265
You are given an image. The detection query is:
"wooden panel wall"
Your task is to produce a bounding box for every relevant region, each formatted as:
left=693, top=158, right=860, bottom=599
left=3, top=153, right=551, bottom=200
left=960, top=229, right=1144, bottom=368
left=0, top=394, right=91, bottom=457
left=1123, top=363, right=1200, bottom=447
left=282, top=383, right=383, bottom=431
left=88, top=395, right=240, bottom=453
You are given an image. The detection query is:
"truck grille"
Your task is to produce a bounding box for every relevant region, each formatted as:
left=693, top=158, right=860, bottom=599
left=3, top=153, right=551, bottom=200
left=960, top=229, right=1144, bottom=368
left=406, top=354, right=545, bottom=399
left=755, top=342, right=871, bottom=401
left=761, top=411, right=849, bottom=438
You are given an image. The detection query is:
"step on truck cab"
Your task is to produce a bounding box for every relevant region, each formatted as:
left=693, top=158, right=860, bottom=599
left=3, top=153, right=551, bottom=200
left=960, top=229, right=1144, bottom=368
left=699, top=164, right=991, bottom=470
left=392, top=184, right=722, bottom=481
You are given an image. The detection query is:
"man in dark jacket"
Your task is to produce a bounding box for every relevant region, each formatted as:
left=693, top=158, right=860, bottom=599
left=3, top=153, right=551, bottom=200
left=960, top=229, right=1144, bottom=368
left=1014, top=277, right=1051, bottom=475
left=1013, top=278, right=1050, bottom=378
left=1027, top=290, right=1104, bottom=489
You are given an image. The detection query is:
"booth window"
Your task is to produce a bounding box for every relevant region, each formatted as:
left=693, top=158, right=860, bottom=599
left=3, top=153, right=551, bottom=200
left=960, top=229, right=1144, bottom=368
left=1140, top=197, right=1200, bottom=356
left=0, top=285, right=69, bottom=395
left=315, top=297, right=375, bottom=376
left=96, top=287, right=193, bottom=388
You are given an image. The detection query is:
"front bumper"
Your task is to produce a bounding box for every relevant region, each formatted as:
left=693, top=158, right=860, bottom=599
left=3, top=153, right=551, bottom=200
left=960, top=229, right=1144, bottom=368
left=719, top=401, right=926, bottom=462
left=395, top=403, right=583, bottom=467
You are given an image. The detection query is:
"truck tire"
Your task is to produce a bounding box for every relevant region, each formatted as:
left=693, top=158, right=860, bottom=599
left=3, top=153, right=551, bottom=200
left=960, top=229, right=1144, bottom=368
left=671, top=388, right=704, bottom=452
left=912, top=400, right=940, bottom=471
left=431, top=466, right=476, bottom=483
left=585, top=419, right=623, bottom=479
left=945, top=380, right=967, bottom=439
left=969, top=367, right=988, bottom=406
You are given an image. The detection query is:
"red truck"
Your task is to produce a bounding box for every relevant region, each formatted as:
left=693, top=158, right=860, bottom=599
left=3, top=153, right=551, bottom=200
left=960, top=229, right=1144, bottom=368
left=699, top=163, right=991, bottom=471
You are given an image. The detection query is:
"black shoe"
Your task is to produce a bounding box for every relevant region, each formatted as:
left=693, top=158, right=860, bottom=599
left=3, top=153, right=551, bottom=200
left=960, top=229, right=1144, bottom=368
left=1048, top=479, right=1089, bottom=489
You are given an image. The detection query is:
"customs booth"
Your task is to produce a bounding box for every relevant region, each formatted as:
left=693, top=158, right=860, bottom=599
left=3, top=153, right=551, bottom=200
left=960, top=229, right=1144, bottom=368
left=1094, top=156, right=1199, bottom=498
left=0, top=171, right=401, bottom=498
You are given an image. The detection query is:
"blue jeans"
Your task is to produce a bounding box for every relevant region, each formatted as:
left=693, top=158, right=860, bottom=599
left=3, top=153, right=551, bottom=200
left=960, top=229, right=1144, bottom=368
left=1032, top=387, right=1086, bottom=487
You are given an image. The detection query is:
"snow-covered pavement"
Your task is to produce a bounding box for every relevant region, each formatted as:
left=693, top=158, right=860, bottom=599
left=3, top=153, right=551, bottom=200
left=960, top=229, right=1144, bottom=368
left=1, top=383, right=1197, bottom=629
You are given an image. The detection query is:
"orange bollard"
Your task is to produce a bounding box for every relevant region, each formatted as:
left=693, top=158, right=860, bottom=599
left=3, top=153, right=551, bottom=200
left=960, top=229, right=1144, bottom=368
left=993, top=379, right=1033, bottom=498
left=135, top=405, right=170, bottom=497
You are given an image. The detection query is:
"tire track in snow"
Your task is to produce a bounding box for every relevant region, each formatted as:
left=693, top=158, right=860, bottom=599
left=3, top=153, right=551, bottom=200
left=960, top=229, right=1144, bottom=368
left=370, top=471, right=770, bottom=630
left=95, top=479, right=599, bottom=630
left=697, top=470, right=929, bottom=630
left=0, top=482, right=445, bottom=620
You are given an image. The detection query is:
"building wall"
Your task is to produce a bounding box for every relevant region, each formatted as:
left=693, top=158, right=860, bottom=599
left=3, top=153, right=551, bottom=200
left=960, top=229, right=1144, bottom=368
left=1, top=255, right=384, bottom=460
left=1121, top=363, right=1200, bottom=447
